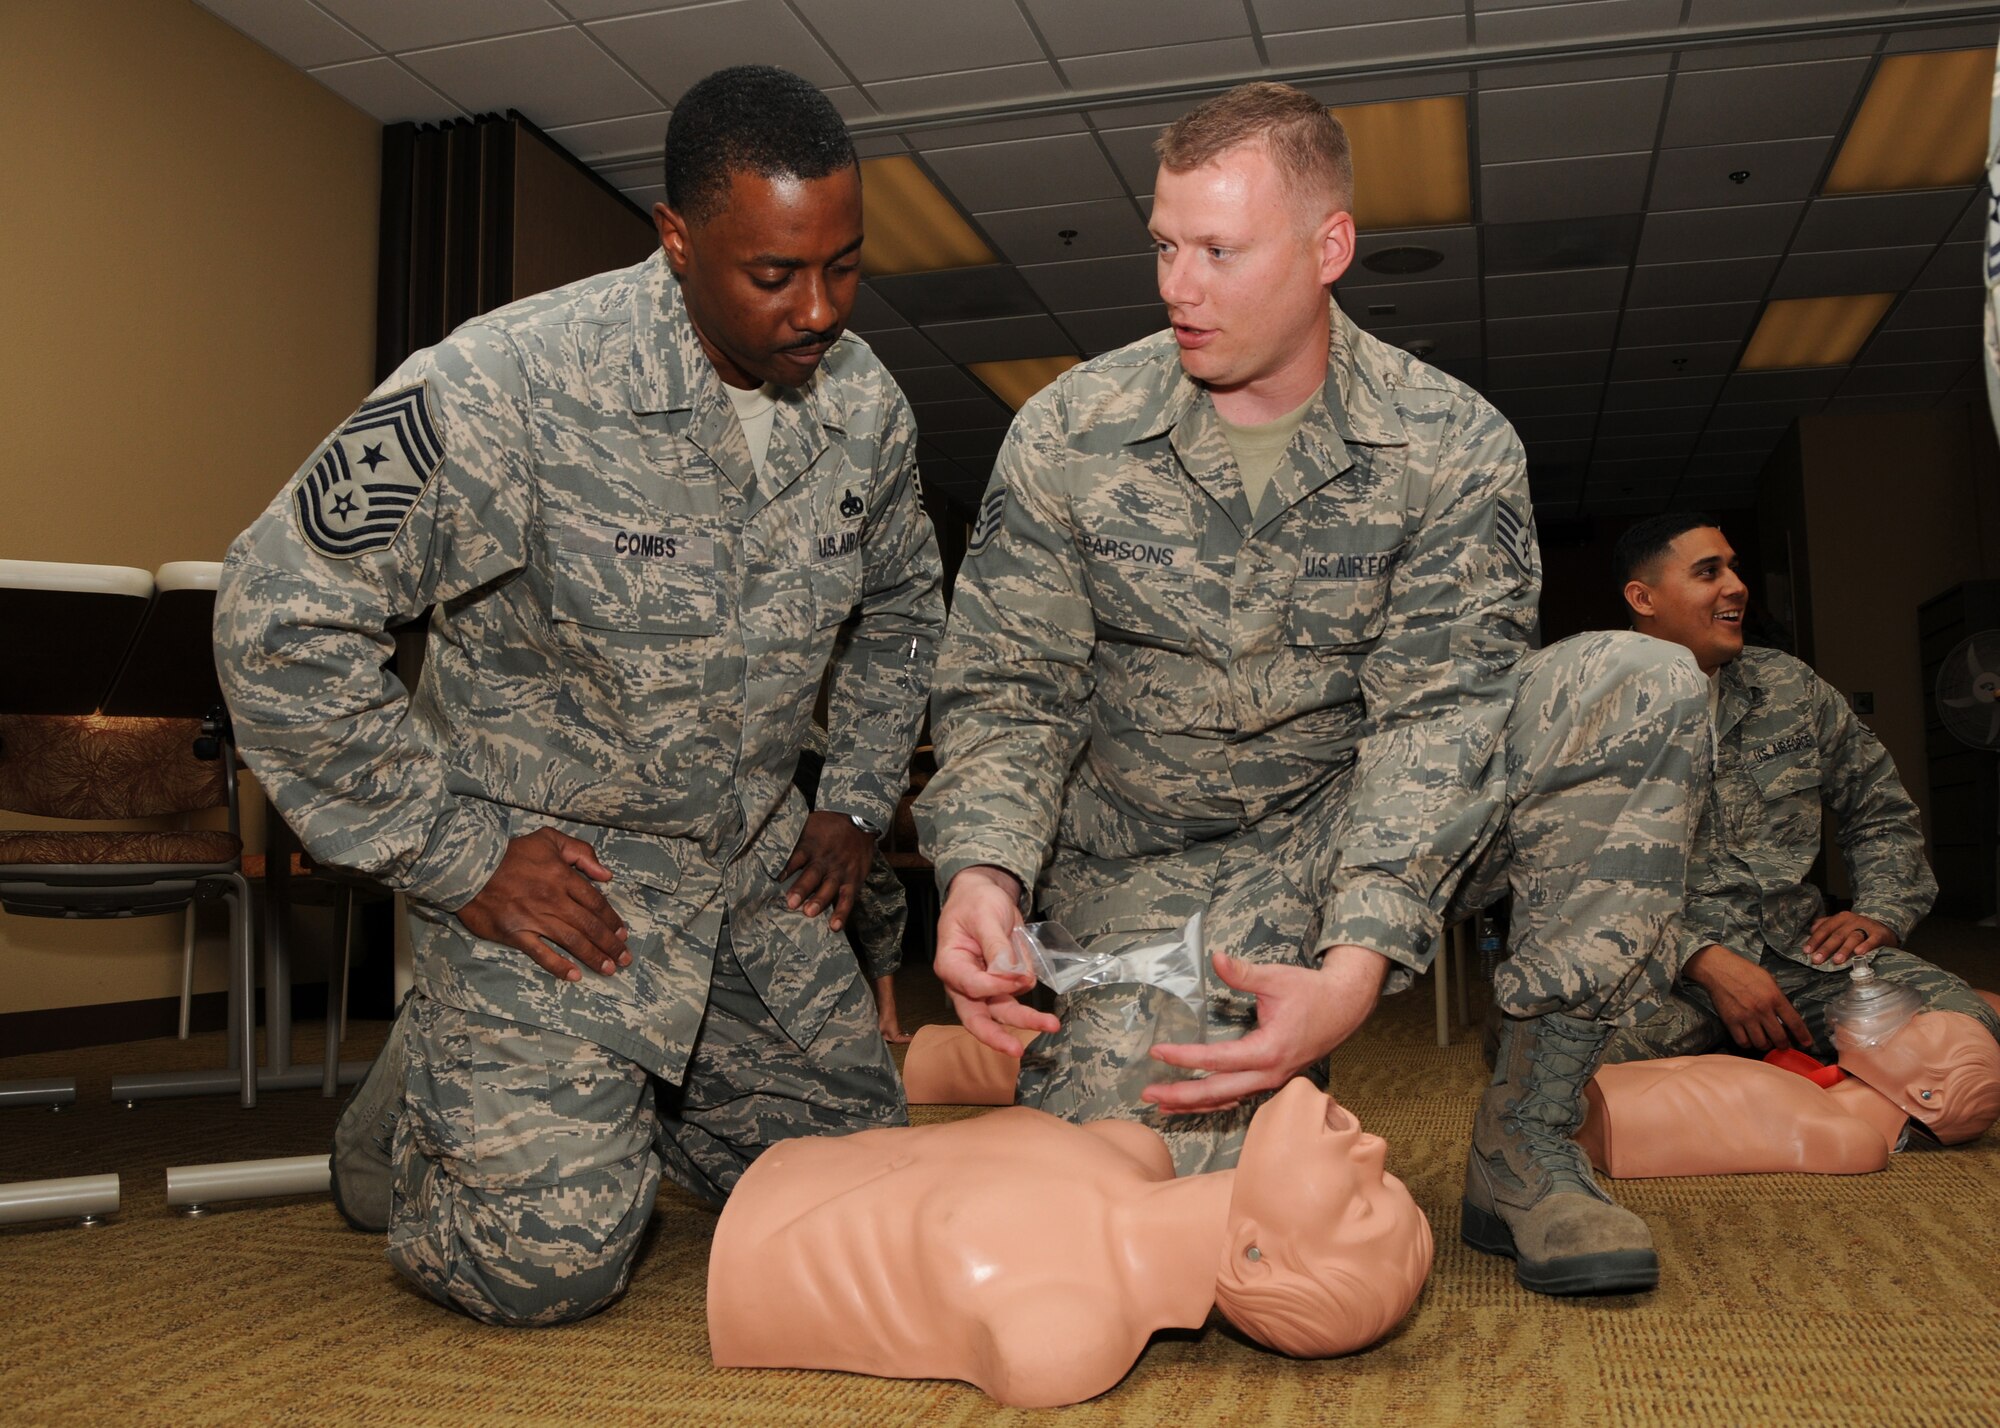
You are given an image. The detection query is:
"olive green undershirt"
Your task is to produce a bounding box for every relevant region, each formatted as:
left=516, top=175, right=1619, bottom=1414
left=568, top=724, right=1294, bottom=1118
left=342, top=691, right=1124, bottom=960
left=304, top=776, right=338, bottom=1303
left=1216, top=394, right=1317, bottom=515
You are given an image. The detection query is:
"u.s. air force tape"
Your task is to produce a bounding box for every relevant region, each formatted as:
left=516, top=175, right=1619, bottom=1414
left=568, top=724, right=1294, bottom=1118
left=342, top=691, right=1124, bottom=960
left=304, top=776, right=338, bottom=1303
left=295, top=383, right=444, bottom=559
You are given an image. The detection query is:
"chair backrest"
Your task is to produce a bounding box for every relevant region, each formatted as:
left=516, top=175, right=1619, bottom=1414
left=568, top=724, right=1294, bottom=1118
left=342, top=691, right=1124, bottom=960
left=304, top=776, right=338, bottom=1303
left=0, top=715, right=225, bottom=820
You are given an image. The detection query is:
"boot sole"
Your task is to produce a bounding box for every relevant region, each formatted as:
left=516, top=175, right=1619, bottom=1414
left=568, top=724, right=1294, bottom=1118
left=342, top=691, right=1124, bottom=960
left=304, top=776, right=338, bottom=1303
left=1460, top=1198, right=1659, bottom=1296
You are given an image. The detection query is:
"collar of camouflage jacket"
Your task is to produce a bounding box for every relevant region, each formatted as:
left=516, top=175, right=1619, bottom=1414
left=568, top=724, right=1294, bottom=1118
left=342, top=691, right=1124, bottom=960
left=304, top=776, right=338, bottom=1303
left=623, top=250, right=840, bottom=502
left=1121, top=302, right=1410, bottom=452
left=1715, top=653, right=1764, bottom=741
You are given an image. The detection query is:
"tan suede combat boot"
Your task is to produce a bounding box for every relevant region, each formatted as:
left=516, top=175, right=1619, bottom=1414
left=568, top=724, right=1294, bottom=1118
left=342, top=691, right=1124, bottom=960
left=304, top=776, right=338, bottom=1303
left=1461, top=1012, right=1658, bottom=1295
left=328, top=994, right=412, bottom=1234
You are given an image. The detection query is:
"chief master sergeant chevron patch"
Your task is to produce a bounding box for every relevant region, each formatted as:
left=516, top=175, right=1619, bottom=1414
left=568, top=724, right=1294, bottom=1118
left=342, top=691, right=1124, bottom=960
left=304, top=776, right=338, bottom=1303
left=294, top=382, right=444, bottom=558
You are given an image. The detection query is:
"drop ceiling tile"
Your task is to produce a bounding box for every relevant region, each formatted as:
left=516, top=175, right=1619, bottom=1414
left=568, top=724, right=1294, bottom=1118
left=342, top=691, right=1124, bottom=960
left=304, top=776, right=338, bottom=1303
left=1768, top=245, right=1931, bottom=298
left=926, top=314, right=1078, bottom=363
left=1059, top=304, right=1166, bottom=354
left=1793, top=191, right=1972, bottom=253
left=403, top=30, right=659, bottom=126
left=1626, top=255, right=1778, bottom=306
left=864, top=62, right=1067, bottom=115
left=790, top=0, right=1042, bottom=83
left=1683, top=0, right=1893, bottom=23
left=562, top=0, right=719, bottom=17
left=1489, top=350, right=1613, bottom=388
left=1861, top=326, right=1979, bottom=366
left=1428, top=357, right=1487, bottom=387
left=1262, top=17, right=1468, bottom=68
left=1590, top=454, right=1686, bottom=481
left=1336, top=278, right=1481, bottom=326
left=1611, top=340, right=1744, bottom=382
left=1637, top=203, right=1802, bottom=264
left=1524, top=438, right=1596, bottom=467
left=1886, top=22, right=2000, bottom=53
left=1661, top=59, right=1869, bottom=149
left=1095, top=126, right=1166, bottom=194
left=1349, top=227, right=1480, bottom=285
left=1478, top=54, right=1671, bottom=89
left=589, top=2, right=845, bottom=98
left=1948, top=191, right=1987, bottom=242
left=1487, top=385, right=1605, bottom=420
left=1305, top=71, right=1473, bottom=106
left=1618, top=301, right=1762, bottom=346
left=196, top=0, right=376, bottom=67
left=925, top=135, right=1126, bottom=212
left=1676, top=34, right=1880, bottom=71
left=1595, top=430, right=1699, bottom=459
left=1476, top=0, right=1683, bottom=47
left=1485, top=266, right=1630, bottom=318
left=308, top=57, right=462, bottom=124
left=1601, top=375, right=1729, bottom=409
left=620, top=183, right=666, bottom=209
left=1884, top=286, right=1982, bottom=330
left=1083, top=98, right=1195, bottom=130
left=859, top=326, right=948, bottom=368
left=891, top=365, right=983, bottom=404
left=1029, top=0, right=1252, bottom=54
left=871, top=267, right=1044, bottom=325
left=1020, top=253, right=1160, bottom=311
left=976, top=199, right=1153, bottom=266
left=1838, top=360, right=1970, bottom=395
left=849, top=286, right=912, bottom=332
left=1514, top=413, right=1600, bottom=445
left=1721, top=369, right=1846, bottom=402
left=1478, top=76, right=1669, bottom=164
left=854, top=134, right=909, bottom=158
left=1696, top=426, right=1788, bottom=455
left=544, top=113, right=669, bottom=164
left=1063, top=39, right=1265, bottom=92
left=1706, top=396, right=1827, bottom=426
left=907, top=116, right=1088, bottom=152
left=1596, top=405, right=1711, bottom=438
left=1916, top=241, right=1985, bottom=290
left=1484, top=215, right=1643, bottom=275
left=1487, top=311, right=1622, bottom=357
left=910, top=396, right=1015, bottom=433
left=1480, top=153, right=1652, bottom=224
left=316, top=0, right=564, bottom=51
left=1648, top=138, right=1835, bottom=210
left=825, top=86, right=878, bottom=121
left=1259, top=0, right=1462, bottom=26
left=1357, top=320, right=1484, bottom=362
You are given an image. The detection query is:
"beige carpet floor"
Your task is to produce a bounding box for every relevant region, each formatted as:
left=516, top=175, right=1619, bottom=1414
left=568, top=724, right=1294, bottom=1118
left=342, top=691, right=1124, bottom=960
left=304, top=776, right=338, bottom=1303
left=3, top=923, right=1997, bottom=1426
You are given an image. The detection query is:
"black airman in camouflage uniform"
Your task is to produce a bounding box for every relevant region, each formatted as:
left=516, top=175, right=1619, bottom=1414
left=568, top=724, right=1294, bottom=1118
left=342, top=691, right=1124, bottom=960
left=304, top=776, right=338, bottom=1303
left=215, top=69, right=941, bottom=1326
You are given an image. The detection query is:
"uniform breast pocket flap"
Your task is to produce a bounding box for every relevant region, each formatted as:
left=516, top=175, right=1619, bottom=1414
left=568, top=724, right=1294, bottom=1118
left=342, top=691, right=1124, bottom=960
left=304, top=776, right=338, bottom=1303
left=1285, top=548, right=1396, bottom=650
left=551, top=547, right=718, bottom=637
left=1079, top=531, right=1196, bottom=650
left=1749, top=756, right=1822, bottom=803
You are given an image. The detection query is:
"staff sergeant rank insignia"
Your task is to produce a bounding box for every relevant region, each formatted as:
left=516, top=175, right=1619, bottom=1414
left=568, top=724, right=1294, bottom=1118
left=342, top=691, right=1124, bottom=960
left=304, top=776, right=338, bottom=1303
left=294, top=383, right=444, bottom=558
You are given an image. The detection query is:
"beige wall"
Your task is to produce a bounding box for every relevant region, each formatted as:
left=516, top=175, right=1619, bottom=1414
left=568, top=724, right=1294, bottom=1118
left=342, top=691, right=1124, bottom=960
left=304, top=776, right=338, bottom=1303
left=1791, top=404, right=2000, bottom=891
left=1, top=0, right=379, bottom=1015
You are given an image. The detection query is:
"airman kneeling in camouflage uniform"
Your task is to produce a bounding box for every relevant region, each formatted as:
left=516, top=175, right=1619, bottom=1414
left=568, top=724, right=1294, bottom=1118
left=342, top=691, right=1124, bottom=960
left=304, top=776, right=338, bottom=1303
left=1603, top=512, right=2000, bottom=1065
left=916, top=83, right=1709, bottom=1298
left=215, top=68, right=941, bottom=1326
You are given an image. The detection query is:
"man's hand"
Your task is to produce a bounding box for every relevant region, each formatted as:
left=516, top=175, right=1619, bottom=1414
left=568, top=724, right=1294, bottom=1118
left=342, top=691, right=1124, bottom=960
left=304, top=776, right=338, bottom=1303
left=457, top=828, right=629, bottom=981
left=1143, top=944, right=1391, bottom=1115
left=1684, top=943, right=1811, bottom=1051
left=1805, top=911, right=1896, bottom=967
left=933, top=865, right=1059, bottom=1056
left=780, top=811, right=875, bottom=931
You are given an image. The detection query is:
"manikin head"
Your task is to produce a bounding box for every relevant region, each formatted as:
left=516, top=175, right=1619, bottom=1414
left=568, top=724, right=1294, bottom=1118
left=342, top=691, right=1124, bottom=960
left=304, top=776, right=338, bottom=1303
left=1839, top=1010, right=2000, bottom=1145
left=654, top=65, right=862, bottom=390
left=1615, top=511, right=1748, bottom=674
left=1214, top=1079, right=1433, bottom=1357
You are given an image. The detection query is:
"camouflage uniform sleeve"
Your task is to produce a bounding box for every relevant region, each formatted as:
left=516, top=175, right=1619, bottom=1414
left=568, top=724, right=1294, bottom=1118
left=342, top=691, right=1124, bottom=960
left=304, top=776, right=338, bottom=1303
left=1811, top=668, right=1937, bottom=941
left=915, top=386, right=1095, bottom=899
left=1322, top=398, right=1539, bottom=973
left=214, top=326, right=532, bottom=910
left=816, top=388, right=946, bottom=833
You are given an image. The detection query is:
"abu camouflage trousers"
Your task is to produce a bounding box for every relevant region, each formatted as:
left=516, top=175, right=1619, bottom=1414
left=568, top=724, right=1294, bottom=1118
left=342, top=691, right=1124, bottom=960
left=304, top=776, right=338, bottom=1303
left=850, top=851, right=908, bottom=983
left=1602, top=944, right=2000, bottom=1063
left=385, top=926, right=903, bottom=1326
left=1019, top=631, right=1709, bottom=1174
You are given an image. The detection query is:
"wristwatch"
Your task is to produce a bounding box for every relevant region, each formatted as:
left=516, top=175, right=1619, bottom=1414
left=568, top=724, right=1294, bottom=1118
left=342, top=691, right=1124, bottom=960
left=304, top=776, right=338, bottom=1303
left=841, top=811, right=883, bottom=836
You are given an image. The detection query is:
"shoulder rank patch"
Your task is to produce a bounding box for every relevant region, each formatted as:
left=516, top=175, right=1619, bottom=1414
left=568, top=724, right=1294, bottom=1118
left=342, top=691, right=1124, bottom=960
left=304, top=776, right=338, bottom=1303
left=1494, top=498, right=1536, bottom=576
left=294, top=383, right=444, bottom=559
left=968, top=484, right=1008, bottom=556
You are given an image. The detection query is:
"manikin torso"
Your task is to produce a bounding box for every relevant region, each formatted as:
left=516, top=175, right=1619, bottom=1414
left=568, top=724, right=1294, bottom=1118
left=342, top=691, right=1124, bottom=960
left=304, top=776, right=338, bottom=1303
left=707, top=1109, right=1230, bottom=1408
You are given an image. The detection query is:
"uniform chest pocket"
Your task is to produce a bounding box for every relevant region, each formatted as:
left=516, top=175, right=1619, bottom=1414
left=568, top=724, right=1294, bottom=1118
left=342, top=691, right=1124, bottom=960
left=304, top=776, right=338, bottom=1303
left=1079, top=530, right=1197, bottom=650
left=1285, top=544, right=1398, bottom=649
left=550, top=546, right=719, bottom=636
left=1748, top=753, right=1822, bottom=803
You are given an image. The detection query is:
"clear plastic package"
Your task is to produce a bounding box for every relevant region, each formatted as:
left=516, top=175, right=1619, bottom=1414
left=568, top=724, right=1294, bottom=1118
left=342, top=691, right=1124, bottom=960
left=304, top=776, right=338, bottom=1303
left=999, top=914, right=1211, bottom=1103
left=1827, top=958, right=1923, bottom=1054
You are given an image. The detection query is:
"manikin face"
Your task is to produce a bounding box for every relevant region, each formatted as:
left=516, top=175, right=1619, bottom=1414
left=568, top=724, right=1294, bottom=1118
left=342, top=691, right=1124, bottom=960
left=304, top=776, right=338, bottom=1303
left=1840, top=1010, right=2000, bottom=1144
left=654, top=166, right=864, bottom=390
left=1149, top=143, right=1355, bottom=402
left=1624, top=525, right=1748, bottom=674
left=1220, top=1079, right=1431, bottom=1355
